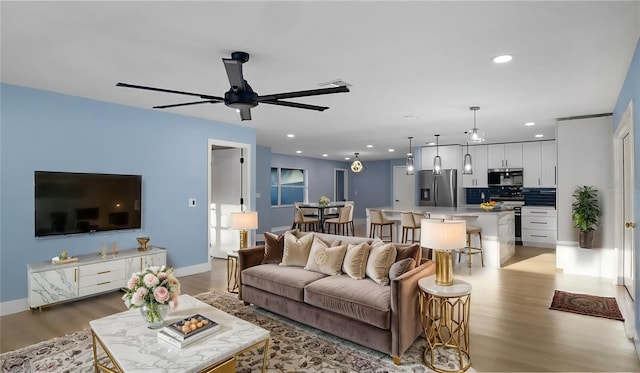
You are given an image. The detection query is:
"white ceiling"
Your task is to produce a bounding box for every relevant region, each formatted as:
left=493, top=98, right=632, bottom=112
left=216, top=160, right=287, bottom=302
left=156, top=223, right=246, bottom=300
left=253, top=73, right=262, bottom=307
left=2, top=1, right=639, bottom=161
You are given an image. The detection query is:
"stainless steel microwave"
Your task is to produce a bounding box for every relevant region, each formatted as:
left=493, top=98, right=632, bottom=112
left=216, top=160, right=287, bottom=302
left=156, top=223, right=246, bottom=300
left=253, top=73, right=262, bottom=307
left=488, top=168, right=523, bottom=186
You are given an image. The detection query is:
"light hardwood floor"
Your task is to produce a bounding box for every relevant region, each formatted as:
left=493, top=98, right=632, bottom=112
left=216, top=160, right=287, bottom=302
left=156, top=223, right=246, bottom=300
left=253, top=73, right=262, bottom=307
left=2, top=231, right=639, bottom=372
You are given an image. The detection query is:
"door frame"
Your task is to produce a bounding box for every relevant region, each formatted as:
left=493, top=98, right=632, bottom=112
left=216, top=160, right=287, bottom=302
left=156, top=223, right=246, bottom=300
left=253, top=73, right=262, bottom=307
left=613, top=100, right=636, bottom=342
left=334, top=168, right=348, bottom=201
left=207, top=139, right=253, bottom=259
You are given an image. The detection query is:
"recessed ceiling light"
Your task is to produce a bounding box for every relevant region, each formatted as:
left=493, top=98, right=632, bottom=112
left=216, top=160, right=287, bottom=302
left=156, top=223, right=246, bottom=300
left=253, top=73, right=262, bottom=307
left=403, top=115, right=419, bottom=120
left=388, top=149, right=395, bottom=152
left=492, top=54, right=513, bottom=64
left=366, top=144, right=373, bottom=148
left=296, top=150, right=302, bottom=154
left=426, top=142, right=435, bottom=146
left=535, top=134, right=544, bottom=138
left=287, top=134, right=295, bottom=138
left=345, top=157, right=350, bottom=160
left=525, top=122, right=535, bottom=126
left=322, top=154, right=328, bottom=157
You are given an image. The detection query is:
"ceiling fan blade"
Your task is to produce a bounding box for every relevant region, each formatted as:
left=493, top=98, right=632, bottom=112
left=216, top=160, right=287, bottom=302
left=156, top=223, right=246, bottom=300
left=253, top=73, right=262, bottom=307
left=259, top=86, right=349, bottom=101
left=153, top=100, right=222, bottom=109
left=261, top=100, right=329, bottom=111
left=116, top=82, right=224, bottom=100
left=239, top=108, right=252, bottom=121
left=222, top=58, right=246, bottom=91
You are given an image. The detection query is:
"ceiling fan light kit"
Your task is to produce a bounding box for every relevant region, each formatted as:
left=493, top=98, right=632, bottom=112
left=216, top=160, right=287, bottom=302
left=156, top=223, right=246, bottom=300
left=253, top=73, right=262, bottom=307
left=117, top=51, right=350, bottom=121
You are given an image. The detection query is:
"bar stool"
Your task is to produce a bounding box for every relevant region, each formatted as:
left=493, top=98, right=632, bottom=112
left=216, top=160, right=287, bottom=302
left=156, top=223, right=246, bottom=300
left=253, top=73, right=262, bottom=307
left=369, top=209, right=394, bottom=242
left=293, top=206, right=318, bottom=232
left=401, top=212, right=419, bottom=243
left=459, top=225, right=484, bottom=268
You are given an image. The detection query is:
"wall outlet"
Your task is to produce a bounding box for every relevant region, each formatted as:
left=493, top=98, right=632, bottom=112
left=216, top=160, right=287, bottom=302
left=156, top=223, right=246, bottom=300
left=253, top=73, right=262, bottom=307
left=188, top=198, right=196, bottom=207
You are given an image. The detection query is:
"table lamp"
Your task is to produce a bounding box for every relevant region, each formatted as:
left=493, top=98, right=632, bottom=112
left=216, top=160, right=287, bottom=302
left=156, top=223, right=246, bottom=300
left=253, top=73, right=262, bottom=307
left=229, top=211, right=258, bottom=250
left=420, top=219, right=466, bottom=286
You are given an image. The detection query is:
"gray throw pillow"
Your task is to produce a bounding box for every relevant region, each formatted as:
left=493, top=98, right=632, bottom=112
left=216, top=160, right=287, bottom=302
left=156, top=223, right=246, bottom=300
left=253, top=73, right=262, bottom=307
left=388, top=258, right=417, bottom=281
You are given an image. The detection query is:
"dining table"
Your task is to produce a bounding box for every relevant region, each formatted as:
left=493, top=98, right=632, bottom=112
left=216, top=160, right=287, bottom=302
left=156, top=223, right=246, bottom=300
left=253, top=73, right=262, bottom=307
left=298, top=202, right=345, bottom=233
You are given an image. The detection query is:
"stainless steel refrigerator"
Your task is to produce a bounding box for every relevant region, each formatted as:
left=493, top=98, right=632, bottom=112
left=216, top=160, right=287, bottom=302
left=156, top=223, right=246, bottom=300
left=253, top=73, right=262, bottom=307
left=418, top=169, right=458, bottom=207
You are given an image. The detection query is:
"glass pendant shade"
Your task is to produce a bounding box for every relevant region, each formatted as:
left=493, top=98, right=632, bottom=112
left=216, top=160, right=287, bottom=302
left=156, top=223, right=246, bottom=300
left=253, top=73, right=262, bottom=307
left=463, top=142, right=473, bottom=175
left=433, top=134, right=442, bottom=175
left=468, top=106, right=485, bottom=143
left=406, top=136, right=414, bottom=175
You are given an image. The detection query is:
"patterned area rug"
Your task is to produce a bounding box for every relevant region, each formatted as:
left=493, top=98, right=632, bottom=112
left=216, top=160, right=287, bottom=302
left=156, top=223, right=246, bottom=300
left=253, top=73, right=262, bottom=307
left=549, top=290, right=624, bottom=321
left=0, top=291, right=452, bottom=373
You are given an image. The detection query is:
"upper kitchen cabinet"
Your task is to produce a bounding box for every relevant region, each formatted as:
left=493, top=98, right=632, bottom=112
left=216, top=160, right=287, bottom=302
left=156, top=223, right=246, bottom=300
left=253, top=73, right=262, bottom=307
left=461, top=145, right=488, bottom=187
left=523, top=140, right=557, bottom=187
left=488, top=143, right=523, bottom=169
left=421, top=145, right=461, bottom=170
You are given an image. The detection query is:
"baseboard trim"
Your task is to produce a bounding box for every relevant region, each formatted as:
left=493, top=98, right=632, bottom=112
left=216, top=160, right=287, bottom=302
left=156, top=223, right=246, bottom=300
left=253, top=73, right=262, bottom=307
left=0, top=298, right=29, bottom=316
left=174, top=262, right=211, bottom=277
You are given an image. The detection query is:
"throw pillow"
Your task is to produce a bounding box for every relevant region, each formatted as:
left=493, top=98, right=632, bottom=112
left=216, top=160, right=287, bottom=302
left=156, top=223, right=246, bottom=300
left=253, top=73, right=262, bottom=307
left=262, top=232, right=285, bottom=264
left=366, top=238, right=398, bottom=285
left=342, top=242, right=371, bottom=279
left=304, top=237, right=348, bottom=275
left=280, top=231, right=314, bottom=267
left=395, top=243, right=421, bottom=263
left=388, top=258, right=416, bottom=281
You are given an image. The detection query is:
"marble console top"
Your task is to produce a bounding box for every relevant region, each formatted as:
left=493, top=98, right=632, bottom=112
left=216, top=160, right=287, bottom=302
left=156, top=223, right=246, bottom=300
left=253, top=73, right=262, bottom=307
left=28, top=246, right=166, bottom=272
left=89, top=294, right=270, bottom=373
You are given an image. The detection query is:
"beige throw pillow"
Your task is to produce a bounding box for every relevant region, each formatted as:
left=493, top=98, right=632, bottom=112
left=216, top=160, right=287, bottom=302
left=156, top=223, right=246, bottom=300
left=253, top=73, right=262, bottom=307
left=304, top=237, right=348, bottom=275
left=366, top=239, right=398, bottom=285
left=342, top=242, right=371, bottom=279
left=280, top=231, right=314, bottom=267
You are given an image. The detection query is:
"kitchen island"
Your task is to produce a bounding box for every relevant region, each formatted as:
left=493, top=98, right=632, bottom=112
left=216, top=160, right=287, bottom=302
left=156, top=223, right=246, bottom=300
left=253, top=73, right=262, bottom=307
left=365, top=206, right=515, bottom=268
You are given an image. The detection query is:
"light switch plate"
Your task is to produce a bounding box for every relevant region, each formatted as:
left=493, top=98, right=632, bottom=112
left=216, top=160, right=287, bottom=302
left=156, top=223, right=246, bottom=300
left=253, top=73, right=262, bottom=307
left=188, top=198, right=196, bottom=207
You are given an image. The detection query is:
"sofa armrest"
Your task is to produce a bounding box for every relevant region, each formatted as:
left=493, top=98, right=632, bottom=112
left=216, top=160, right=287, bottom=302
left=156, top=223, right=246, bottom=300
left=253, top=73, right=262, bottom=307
left=237, top=245, right=265, bottom=300
left=389, top=260, right=436, bottom=359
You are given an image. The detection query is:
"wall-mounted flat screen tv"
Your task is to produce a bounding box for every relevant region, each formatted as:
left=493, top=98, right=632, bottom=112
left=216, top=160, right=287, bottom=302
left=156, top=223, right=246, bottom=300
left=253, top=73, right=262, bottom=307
left=35, top=171, right=142, bottom=237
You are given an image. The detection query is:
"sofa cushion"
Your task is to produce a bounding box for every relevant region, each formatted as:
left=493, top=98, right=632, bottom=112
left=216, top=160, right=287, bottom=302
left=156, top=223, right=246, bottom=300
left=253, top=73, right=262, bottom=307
left=304, top=237, right=348, bottom=276
left=242, top=264, right=327, bottom=302
left=280, top=231, right=314, bottom=267
left=366, top=239, right=397, bottom=285
left=342, top=242, right=371, bottom=279
left=388, top=258, right=416, bottom=281
left=304, top=275, right=391, bottom=329
left=263, top=231, right=285, bottom=264
left=395, top=243, right=421, bottom=264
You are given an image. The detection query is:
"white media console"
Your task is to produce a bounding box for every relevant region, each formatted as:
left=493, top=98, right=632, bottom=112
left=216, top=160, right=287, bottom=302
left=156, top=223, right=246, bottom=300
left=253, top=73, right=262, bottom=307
left=28, top=247, right=166, bottom=309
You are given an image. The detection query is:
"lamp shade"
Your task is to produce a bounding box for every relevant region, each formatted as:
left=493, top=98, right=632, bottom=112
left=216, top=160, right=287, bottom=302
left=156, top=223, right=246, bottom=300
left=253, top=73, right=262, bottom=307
left=229, top=211, right=258, bottom=230
left=420, top=219, right=466, bottom=250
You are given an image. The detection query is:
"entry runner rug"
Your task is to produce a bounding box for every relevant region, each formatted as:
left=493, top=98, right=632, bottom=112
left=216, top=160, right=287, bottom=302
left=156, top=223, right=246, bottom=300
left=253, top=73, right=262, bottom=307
left=549, top=290, right=624, bottom=321
left=1, top=290, right=467, bottom=372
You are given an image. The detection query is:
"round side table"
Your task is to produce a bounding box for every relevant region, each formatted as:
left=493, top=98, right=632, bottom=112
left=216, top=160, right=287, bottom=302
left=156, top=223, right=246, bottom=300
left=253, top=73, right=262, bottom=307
left=418, top=276, right=472, bottom=372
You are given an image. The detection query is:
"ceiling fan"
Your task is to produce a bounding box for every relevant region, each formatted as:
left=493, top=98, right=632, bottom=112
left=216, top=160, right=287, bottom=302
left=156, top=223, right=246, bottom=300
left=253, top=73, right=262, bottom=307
left=116, top=51, right=350, bottom=121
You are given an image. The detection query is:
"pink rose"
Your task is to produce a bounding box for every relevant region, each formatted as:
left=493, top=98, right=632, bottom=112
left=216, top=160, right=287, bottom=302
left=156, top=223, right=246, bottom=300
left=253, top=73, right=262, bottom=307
left=170, top=293, right=179, bottom=309
left=126, top=274, right=138, bottom=290
left=157, top=272, right=168, bottom=281
left=154, top=286, right=170, bottom=303
left=131, top=287, right=148, bottom=306
left=143, top=273, right=159, bottom=287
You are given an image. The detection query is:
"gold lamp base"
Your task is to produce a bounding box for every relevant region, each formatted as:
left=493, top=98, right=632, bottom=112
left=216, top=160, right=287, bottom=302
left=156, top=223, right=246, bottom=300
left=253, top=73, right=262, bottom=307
left=239, top=230, right=248, bottom=250
left=434, top=250, right=454, bottom=286
left=136, top=237, right=150, bottom=252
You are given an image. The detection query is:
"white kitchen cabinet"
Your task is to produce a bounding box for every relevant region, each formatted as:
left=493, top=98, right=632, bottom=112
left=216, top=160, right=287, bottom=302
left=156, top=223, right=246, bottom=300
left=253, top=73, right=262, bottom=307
left=461, top=145, right=488, bottom=187
left=420, top=145, right=461, bottom=170
left=488, top=143, right=523, bottom=168
left=523, top=141, right=556, bottom=187
left=522, top=207, right=557, bottom=248
left=28, top=247, right=166, bottom=309
left=28, top=266, right=78, bottom=308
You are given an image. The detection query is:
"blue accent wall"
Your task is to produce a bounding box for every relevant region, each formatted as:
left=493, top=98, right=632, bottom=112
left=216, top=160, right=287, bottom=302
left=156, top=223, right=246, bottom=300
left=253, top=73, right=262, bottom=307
left=0, top=84, right=256, bottom=303
left=350, top=159, right=395, bottom=217
left=523, top=188, right=556, bottom=207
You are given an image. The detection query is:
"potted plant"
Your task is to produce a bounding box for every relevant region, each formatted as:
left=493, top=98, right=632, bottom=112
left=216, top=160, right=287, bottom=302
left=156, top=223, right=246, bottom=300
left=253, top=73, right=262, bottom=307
left=571, top=185, right=601, bottom=248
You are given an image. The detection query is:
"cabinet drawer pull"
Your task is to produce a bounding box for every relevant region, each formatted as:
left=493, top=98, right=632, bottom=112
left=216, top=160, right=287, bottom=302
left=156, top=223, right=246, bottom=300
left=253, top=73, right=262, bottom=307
left=531, top=234, right=549, bottom=238
left=96, top=281, right=111, bottom=286
left=531, top=211, right=548, bottom=214
left=74, top=268, right=77, bottom=282
left=531, top=222, right=547, bottom=224
left=97, top=270, right=111, bottom=274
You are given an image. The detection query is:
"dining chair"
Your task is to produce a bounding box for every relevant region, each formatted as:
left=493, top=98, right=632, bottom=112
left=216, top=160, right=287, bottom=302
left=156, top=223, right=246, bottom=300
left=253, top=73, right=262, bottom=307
left=325, top=205, right=352, bottom=236
left=293, top=206, right=319, bottom=232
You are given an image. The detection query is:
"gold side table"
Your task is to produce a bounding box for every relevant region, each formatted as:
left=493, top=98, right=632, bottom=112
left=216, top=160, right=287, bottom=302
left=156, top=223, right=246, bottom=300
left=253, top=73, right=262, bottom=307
left=418, top=276, right=472, bottom=372
left=226, top=251, right=239, bottom=293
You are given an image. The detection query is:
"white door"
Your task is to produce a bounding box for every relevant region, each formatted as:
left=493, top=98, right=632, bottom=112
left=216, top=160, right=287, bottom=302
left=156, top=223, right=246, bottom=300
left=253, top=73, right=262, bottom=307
left=393, top=166, right=415, bottom=211
left=623, top=131, right=635, bottom=300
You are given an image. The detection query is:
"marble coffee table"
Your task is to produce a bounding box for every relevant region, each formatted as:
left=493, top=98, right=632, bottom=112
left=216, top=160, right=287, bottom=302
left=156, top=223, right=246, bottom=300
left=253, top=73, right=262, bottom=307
left=89, top=294, right=270, bottom=373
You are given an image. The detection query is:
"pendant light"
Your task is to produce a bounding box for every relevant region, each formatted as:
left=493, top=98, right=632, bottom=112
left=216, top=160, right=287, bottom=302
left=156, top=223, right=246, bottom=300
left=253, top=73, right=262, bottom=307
left=467, top=106, right=485, bottom=143
left=433, top=134, right=442, bottom=175
left=350, top=152, right=364, bottom=173
left=463, top=141, right=473, bottom=175
left=405, top=136, right=415, bottom=175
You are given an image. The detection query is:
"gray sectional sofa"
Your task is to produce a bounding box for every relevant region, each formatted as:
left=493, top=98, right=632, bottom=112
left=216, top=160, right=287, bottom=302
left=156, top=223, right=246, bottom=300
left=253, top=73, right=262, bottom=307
left=237, top=231, right=435, bottom=364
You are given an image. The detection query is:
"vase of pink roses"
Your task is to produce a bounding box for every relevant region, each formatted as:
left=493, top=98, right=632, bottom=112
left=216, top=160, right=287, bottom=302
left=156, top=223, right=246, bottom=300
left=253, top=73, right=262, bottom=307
left=122, top=266, right=181, bottom=329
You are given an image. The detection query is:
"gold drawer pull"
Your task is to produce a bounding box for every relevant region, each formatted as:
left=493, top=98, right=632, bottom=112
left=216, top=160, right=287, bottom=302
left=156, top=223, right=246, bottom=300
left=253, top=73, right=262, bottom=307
left=97, top=270, right=111, bottom=274
left=96, top=281, right=111, bottom=286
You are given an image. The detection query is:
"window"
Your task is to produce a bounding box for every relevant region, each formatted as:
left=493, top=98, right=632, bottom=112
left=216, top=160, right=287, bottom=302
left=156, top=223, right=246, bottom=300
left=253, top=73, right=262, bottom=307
left=271, top=168, right=306, bottom=205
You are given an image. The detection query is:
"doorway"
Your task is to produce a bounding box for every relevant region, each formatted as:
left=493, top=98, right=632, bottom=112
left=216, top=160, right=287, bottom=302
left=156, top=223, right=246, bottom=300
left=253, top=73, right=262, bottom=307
left=393, top=166, right=415, bottom=211
left=334, top=168, right=348, bottom=201
left=208, top=140, right=252, bottom=259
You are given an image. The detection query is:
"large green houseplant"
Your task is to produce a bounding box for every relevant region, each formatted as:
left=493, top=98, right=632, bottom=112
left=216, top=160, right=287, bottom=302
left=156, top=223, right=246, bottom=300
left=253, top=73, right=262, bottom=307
left=571, top=185, right=601, bottom=248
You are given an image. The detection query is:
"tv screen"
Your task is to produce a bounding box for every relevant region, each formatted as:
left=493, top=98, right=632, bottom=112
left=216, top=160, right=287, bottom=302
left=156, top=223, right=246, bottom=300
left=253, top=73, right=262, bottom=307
left=35, top=171, right=142, bottom=237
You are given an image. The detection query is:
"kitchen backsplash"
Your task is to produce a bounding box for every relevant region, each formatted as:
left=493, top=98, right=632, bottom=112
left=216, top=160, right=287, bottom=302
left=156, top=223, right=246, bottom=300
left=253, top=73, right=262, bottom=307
left=523, top=188, right=556, bottom=207
left=466, top=188, right=491, bottom=204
